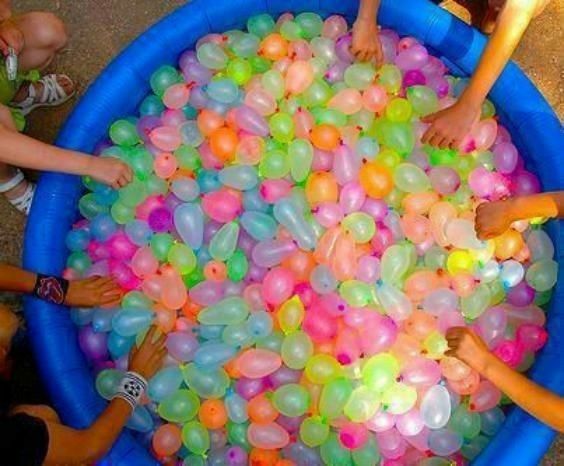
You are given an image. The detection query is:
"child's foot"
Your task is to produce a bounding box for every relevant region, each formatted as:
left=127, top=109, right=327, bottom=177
left=11, top=74, right=75, bottom=116
left=0, top=169, right=36, bottom=215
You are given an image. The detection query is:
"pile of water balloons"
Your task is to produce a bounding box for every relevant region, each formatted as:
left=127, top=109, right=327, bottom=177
left=66, top=11, right=557, bottom=466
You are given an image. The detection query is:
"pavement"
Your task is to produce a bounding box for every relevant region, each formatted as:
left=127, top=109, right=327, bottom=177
left=0, top=0, right=562, bottom=462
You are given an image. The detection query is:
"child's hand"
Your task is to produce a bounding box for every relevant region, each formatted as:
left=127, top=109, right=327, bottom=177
left=446, top=327, right=492, bottom=374
left=0, top=19, right=24, bottom=55
left=351, top=18, right=383, bottom=65
left=421, top=99, right=481, bottom=149
left=87, top=156, right=133, bottom=189
left=65, top=276, right=123, bottom=308
left=475, top=200, right=517, bottom=240
left=129, top=326, right=167, bottom=380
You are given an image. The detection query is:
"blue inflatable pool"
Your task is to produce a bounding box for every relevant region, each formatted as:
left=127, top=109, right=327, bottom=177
left=23, top=0, right=563, bottom=464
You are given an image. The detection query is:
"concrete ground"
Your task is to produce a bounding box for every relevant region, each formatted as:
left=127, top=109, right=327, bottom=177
left=0, top=0, right=562, bottom=462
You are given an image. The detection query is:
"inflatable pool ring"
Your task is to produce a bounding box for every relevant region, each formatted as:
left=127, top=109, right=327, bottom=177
left=23, top=1, right=563, bottom=465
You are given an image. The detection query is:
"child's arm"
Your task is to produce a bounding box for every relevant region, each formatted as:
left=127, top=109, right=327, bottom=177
left=351, top=0, right=383, bottom=64
left=446, top=327, right=564, bottom=433
left=0, top=263, right=123, bottom=307
left=422, top=0, right=545, bottom=149
left=43, top=327, right=166, bottom=465
left=475, top=192, right=564, bottom=239
left=0, top=117, right=133, bottom=189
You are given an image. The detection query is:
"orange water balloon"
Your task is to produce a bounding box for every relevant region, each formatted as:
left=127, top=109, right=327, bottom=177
left=259, top=33, right=289, bottom=61
left=204, top=260, right=227, bottom=281
left=152, top=423, right=182, bottom=457
left=310, top=124, right=340, bottom=151
left=249, top=448, right=280, bottom=466
left=282, top=250, right=316, bottom=282
left=197, top=399, right=228, bottom=430
left=359, top=162, right=394, bottom=199
left=285, top=60, right=314, bottom=95
left=248, top=392, right=279, bottom=424
left=494, top=229, right=524, bottom=260
left=305, top=171, right=339, bottom=206
left=210, top=127, right=238, bottom=162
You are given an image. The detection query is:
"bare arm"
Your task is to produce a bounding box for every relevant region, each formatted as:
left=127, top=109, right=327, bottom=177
left=0, top=263, right=123, bottom=307
left=458, top=0, right=543, bottom=109
left=43, top=399, right=133, bottom=466
left=43, top=327, right=167, bottom=465
left=422, top=0, right=544, bottom=148
left=475, top=192, right=563, bottom=239
left=482, top=353, right=564, bottom=432
left=0, top=106, right=133, bottom=189
left=447, top=327, right=564, bottom=433
left=0, top=124, right=92, bottom=177
left=352, top=0, right=383, bottom=63
left=357, top=0, right=381, bottom=21
left=0, top=263, right=36, bottom=293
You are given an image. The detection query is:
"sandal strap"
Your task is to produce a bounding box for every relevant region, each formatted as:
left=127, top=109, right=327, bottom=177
left=0, top=168, right=24, bottom=193
left=10, top=181, right=35, bottom=215
left=40, top=74, right=69, bottom=104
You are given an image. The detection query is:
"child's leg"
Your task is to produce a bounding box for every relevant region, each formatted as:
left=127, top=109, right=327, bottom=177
left=0, top=105, right=34, bottom=210
left=8, top=12, right=74, bottom=109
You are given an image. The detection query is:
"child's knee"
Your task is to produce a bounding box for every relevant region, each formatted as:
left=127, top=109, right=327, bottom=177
left=25, top=12, right=69, bottom=52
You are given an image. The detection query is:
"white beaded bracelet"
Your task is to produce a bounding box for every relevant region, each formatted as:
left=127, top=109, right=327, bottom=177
left=112, top=371, right=148, bottom=410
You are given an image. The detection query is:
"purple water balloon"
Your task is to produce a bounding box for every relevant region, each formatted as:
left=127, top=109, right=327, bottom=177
left=148, top=207, right=173, bottom=233
left=361, top=198, right=388, bottom=222
left=179, top=50, right=198, bottom=72
left=235, top=376, right=267, bottom=400
left=183, top=62, right=213, bottom=86
left=225, top=445, right=248, bottom=466
left=137, top=116, right=161, bottom=142
left=78, top=326, right=108, bottom=361
left=507, top=281, right=536, bottom=307
left=511, top=170, right=541, bottom=196
left=190, top=280, right=224, bottom=306
left=267, top=366, right=302, bottom=389
left=166, top=331, right=198, bottom=362
left=335, top=33, right=354, bottom=62
left=325, top=60, right=348, bottom=84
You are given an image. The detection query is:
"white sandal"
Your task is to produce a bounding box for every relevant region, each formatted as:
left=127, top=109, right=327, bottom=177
left=11, top=74, right=75, bottom=116
left=0, top=168, right=36, bottom=214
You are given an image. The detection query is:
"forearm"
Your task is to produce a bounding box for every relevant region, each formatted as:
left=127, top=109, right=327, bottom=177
left=0, top=125, right=93, bottom=177
left=511, top=192, right=564, bottom=220
left=459, top=0, right=539, bottom=107
left=0, top=263, right=36, bottom=294
left=44, top=399, right=132, bottom=465
left=0, top=0, right=11, bottom=22
left=357, top=0, right=381, bottom=21
left=483, top=354, right=564, bottom=432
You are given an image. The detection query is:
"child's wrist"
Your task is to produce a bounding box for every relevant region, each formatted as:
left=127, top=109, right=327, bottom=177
left=515, top=195, right=558, bottom=220
left=457, top=91, right=483, bottom=113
